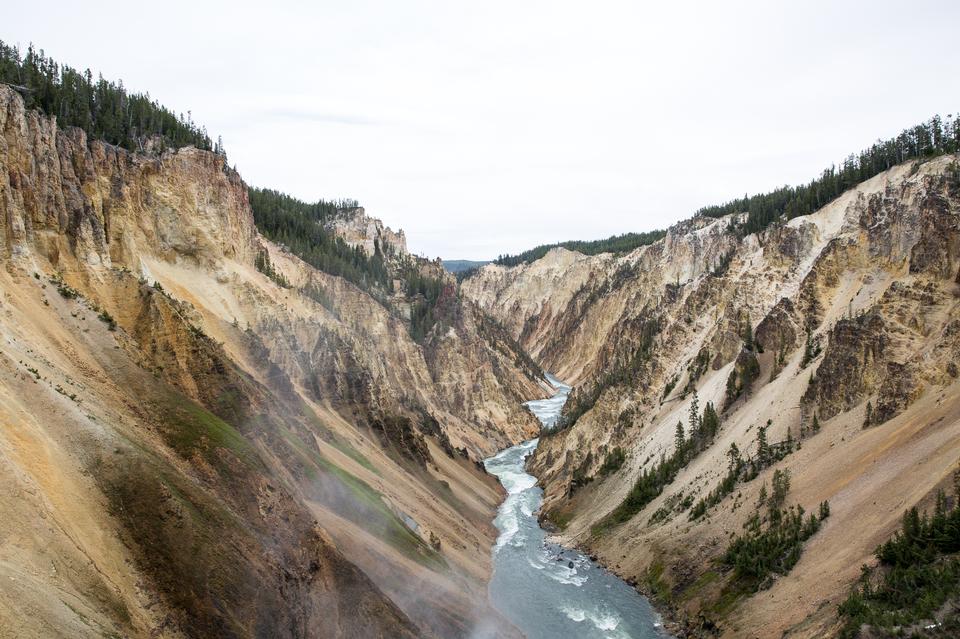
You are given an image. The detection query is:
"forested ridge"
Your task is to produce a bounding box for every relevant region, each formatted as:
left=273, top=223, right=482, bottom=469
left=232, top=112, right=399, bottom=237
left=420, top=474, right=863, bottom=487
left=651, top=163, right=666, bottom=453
left=248, top=187, right=388, bottom=291
left=0, top=40, right=216, bottom=154
left=700, top=114, right=960, bottom=235
left=248, top=187, right=449, bottom=342
left=494, top=230, right=667, bottom=267
left=494, top=114, right=959, bottom=267
left=0, top=40, right=448, bottom=342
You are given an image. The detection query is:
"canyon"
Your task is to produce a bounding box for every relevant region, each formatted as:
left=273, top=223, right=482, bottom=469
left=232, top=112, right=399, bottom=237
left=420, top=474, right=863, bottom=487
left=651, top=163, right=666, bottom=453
left=1, top=72, right=959, bottom=638
left=463, top=155, right=960, bottom=636
left=0, top=83, right=542, bottom=638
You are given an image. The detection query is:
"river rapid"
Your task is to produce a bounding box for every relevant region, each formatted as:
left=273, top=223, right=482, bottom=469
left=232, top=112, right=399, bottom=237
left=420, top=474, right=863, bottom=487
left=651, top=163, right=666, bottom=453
left=484, top=374, right=670, bottom=639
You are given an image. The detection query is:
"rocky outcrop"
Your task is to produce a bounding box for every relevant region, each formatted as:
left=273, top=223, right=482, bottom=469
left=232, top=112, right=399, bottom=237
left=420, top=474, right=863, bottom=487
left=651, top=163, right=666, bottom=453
left=754, top=297, right=801, bottom=377
left=0, top=89, right=257, bottom=270
left=327, top=206, right=407, bottom=258
left=802, top=310, right=888, bottom=421
left=463, top=154, right=960, bottom=638
left=0, top=85, right=536, bottom=638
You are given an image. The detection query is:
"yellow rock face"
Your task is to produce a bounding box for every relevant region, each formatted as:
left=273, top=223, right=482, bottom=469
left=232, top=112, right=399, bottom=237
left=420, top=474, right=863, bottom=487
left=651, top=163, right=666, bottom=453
left=0, top=85, right=539, bottom=639
left=463, top=156, right=960, bottom=637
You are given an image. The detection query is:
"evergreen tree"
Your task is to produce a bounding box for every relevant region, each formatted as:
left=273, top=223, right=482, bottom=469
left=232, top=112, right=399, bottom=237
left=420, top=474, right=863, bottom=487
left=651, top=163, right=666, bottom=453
left=770, top=469, right=791, bottom=511
left=688, top=390, right=701, bottom=435
left=675, top=421, right=686, bottom=459
left=727, top=442, right=741, bottom=472
left=757, top=425, right=769, bottom=463
left=0, top=40, right=213, bottom=153
left=701, top=402, right=720, bottom=440
left=595, top=403, right=728, bottom=532
left=699, top=112, right=960, bottom=236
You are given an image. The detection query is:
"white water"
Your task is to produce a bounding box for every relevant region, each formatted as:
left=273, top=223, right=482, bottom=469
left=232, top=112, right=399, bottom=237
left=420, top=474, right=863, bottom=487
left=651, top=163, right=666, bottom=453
left=485, top=375, right=670, bottom=639
left=522, top=372, right=572, bottom=430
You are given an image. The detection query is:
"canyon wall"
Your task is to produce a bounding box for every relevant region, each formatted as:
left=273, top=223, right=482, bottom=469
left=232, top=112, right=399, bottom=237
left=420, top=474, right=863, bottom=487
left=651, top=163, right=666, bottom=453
left=0, top=84, right=540, bottom=638
left=463, top=156, right=960, bottom=636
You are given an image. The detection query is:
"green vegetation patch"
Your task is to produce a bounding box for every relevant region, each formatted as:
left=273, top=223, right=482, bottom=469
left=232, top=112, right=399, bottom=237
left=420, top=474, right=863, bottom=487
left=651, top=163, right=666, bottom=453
left=327, top=436, right=378, bottom=474
left=300, top=403, right=379, bottom=475
left=94, top=453, right=256, bottom=638
left=280, top=426, right=445, bottom=572
left=158, top=393, right=259, bottom=470
left=722, top=495, right=830, bottom=591
left=598, top=447, right=626, bottom=477
left=646, top=559, right=673, bottom=604
left=0, top=40, right=215, bottom=153
left=544, top=506, right=575, bottom=532
left=839, top=483, right=960, bottom=637
left=254, top=249, right=291, bottom=288
left=680, top=569, right=721, bottom=604
left=494, top=229, right=667, bottom=267
left=592, top=394, right=720, bottom=534
left=689, top=420, right=798, bottom=522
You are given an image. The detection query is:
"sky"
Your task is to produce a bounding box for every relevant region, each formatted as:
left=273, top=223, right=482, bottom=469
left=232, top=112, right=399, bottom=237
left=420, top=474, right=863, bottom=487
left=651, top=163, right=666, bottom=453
left=4, top=1, right=959, bottom=260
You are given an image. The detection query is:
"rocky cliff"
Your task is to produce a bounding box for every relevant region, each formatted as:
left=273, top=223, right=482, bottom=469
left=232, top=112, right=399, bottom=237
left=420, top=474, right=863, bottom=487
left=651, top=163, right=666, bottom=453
left=326, top=206, right=408, bottom=259
left=0, top=84, right=540, bottom=638
left=463, top=156, right=960, bottom=636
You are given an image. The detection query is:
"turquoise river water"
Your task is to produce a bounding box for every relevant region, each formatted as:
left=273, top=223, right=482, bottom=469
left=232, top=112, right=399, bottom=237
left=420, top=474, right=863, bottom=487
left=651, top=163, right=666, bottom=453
left=484, top=374, right=671, bottom=639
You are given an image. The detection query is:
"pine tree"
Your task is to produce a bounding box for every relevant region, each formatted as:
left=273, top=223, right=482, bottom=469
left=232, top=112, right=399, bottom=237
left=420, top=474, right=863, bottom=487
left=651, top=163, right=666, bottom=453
left=688, top=390, right=701, bottom=435
left=727, top=442, right=741, bottom=472
left=0, top=40, right=214, bottom=153
left=818, top=501, right=830, bottom=520
left=770, top=469, right=790, bottom=510
left=702, top=402, right=720, bottom=440
left=757, top=425, right=769, bottom=463
left=725, top=369, right=739, bottom=404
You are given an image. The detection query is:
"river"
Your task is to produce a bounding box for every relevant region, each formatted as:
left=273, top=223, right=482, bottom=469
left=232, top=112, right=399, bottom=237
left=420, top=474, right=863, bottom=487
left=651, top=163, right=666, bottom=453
left=484, top=374, right=670, bottom=639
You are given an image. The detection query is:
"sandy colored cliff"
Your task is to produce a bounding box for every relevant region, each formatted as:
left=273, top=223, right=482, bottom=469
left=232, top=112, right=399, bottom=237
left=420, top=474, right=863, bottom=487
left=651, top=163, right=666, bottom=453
left=463, top=156, right=960, bottom=637
left=0, top=84, right=540, bottom=639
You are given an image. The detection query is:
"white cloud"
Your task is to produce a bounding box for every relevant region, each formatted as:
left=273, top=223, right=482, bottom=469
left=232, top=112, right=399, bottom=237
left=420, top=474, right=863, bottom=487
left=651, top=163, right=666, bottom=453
left=4, top=0, right=959, bottom=259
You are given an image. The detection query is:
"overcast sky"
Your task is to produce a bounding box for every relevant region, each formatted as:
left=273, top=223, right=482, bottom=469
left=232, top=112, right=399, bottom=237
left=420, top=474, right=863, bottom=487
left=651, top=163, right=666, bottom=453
left=5, top=1, right=959, bottom=259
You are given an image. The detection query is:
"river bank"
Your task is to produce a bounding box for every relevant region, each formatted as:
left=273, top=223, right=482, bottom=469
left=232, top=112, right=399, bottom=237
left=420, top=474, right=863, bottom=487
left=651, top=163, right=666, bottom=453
left=484, top=375, right=671, bottom=639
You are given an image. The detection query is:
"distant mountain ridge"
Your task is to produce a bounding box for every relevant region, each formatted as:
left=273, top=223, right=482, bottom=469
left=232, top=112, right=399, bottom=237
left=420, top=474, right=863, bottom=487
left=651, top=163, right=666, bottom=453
left=442, top=259, right=490, bottom=273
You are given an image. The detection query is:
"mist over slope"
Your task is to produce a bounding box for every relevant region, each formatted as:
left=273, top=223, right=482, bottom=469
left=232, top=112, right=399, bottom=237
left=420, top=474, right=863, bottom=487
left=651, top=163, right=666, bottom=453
left=3, top=34, right=960, bottom=639
left=0, top=82, right=544, bottom=638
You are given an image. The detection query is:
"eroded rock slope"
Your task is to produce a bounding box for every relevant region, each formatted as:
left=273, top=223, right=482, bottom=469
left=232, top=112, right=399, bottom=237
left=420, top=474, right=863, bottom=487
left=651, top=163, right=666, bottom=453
left=0, top=84, right=540, bottom=639
left=463, top=156, right=960, bottom=637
